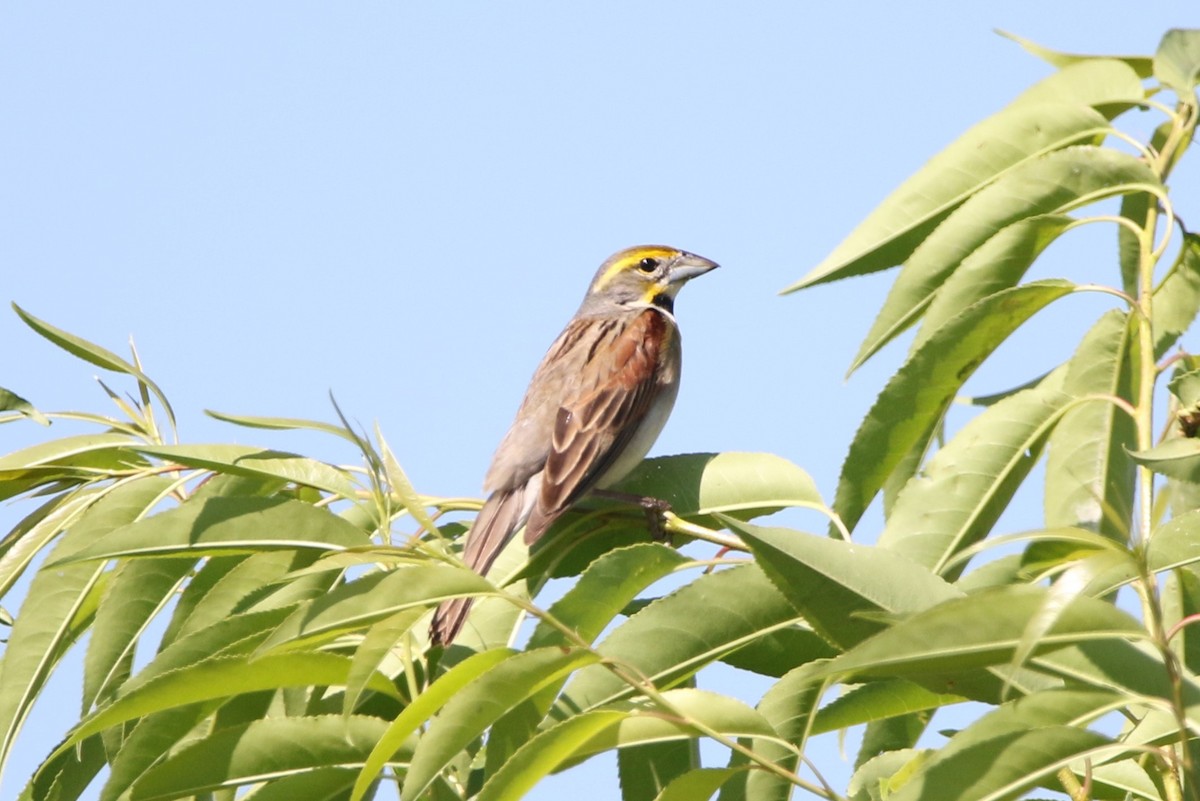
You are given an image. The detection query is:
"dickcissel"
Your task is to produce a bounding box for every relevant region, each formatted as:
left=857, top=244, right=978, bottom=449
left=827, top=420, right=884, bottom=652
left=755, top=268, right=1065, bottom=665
left=431, top=245, right=718, bottom=646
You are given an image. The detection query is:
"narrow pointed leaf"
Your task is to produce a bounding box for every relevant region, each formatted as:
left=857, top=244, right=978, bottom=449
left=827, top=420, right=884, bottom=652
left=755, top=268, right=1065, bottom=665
left=482, top=691, right=772, bottom=801
left=557, top=565, right=800, bottom=714
left=260, top=564, right=492, bottom=652
left=528, top=543, right=688, bottom=649
left=1152, top=233, right=1200, bottom=357
left=128, top=444, right=357, bottom=498
left=727, top=518, right=960, bottom=649
left=1045, top=310, right=1136, bottom=539
left=0, top=387, right=49, bottom=426
left=893, top=727, right=1118, bottom=801
left=1147, top=510, right=1200, bottom=574
left=787, top=57, right=1144, bottom=293
left=1154, top=28, right=1200, bottom=95
left=912, top=215, right=1074, bottom=354
left=476, top=712, right=628, bottom=801
left=618, top=739, right=697, bottom=801
left=343, top=607, right=427, bottom=716
left=0, top=489, right=103, bottom=599
left=851, top=147, right=1159, bottom=371
left=63, top=652, right=398, bottom=749
left=823, top=586, right=1144, bottom=683
left=222, top=768, right=358, bottom=801
left=1131, top=438, right=1200, bottom=482
left=53, top=496, right=372, bottom=563
left=833, top=280, right=1076, bottom=533
left=811, top=679, right=964, bottom=735
left=13, top=304, right=176, bottom=428
left=352, top=647, right=515, bottom=801
left=402, top=647, right=601, bottom=801
left=205, top=408, right=358, bottom=443
left=733, top=663, right=826, bottom=801
left=998, top=31, right=1154, bottom=77
left=888, top=688, right=1129, bottom=801
left=160, top=551, right=299, bottom=647
left=377, top=427, right=440, bottom=535
left=83, top=557, right=195, bottom=712
left=879, top=386, right=1072, bottom=576
left=129, top=715, right=388, bottom=801
left=0, top=478, right=170, bottom=770
left=654, top=769, right=744, bottom=801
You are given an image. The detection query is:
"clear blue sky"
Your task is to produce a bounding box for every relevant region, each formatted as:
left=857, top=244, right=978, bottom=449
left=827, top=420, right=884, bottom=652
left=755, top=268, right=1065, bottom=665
left=2, top=4, right=1197, bottom=799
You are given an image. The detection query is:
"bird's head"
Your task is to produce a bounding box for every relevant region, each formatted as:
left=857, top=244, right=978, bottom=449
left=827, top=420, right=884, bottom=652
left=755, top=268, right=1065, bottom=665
left=582, top=245, right=719, bottom=315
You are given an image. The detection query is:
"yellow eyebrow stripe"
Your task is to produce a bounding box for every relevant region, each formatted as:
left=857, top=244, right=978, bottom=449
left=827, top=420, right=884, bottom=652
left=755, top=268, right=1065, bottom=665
left=593, top=246, right=679, bottom=291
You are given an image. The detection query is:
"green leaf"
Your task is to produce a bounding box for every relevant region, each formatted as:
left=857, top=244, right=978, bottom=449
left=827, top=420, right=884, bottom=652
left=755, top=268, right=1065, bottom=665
left=61, top=652, right=398, bottom=749
left=13, top=303, right=176, bottom=429
left=1131, top=438, right=1200, bottom=483
left=557, top=564, right=800, bottom=713
left=226, top=768, right=359, bottom=801
left=851, top=147, right=1159, bottom=371
left=654, top=768, right=744, bottom=801
left=878, top=385, right=1072, bottom=577
left=997, top=31, right=1154, bottom=78
left=159, top=550, right=300, bottom=647
left=615, top=451, right=824, bottom=522
left=719, top=626, right=837, bottom=678
left=897, top=728, right=1117, bottom=801
left=786, top=57, right=1142, bottom=293
left=205, top=408, right=359, bottom=443
left=528, top=543, right=688, bottom=649
left=352, top=647, right=515, bottom=801
left=477, top=711, right=630, bottom=801
left=849, top=749, right=927, bottom=801
left=888, top=689, right=1128, bottom=801
left=1147, top=510, right=1200, bottom=574
left=0, top=433, right=146, bottom=502
left=83, top=557, right=195, bottom=712
left=732, top=664, right=826, bottom=801
left=1152, top=232, right=1200, bottom=360
left=0, top=387, right=49, bottom=426
left=912, top=215, right=1074, bottom=354
left=1163, top=564, right=1200, bottom=675
left=811, top=679, right=964, bottom=735
left=402, top=647, right=601, bottom=801
left=1044, top=310, right=1136, bottom=539
left=0, top=478, right=170, bottom=769
left=823, top=586, right=1145, bottom=684
left=377, top=426, right=441, bottom=536
left=0, top=488, right=104, bottom=600
left=482, top=690, right=772, bottom=801
left=618, top=739, right=697, bottom=801
left=54, top=496, right=373, bottom=563
left=129, top=443, right=359, bottom=498
left=259, top=564, right=492, bottom=652
left=833, top=280, right=1077, bottom=533
left=97, top=705, right=213, bottom=801
left=727, top=518, right=960, bottom=649
left=343, top=607, right=427, bottom=717
left=1154, top=28, right=1200, bottom=95
left=129, top=715, right=388, bottom=800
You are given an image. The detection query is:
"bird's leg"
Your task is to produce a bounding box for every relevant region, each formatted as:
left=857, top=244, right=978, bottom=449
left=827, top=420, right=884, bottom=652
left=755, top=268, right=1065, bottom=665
left=591, top=489, right=673, bottom=544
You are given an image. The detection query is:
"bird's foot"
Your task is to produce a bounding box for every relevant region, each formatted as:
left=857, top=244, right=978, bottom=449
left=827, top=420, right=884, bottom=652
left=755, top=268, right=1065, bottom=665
left=592, top=489, right=673, bottom=544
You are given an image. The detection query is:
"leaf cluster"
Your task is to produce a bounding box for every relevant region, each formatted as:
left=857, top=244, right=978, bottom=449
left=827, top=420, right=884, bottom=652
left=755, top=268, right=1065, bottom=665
left=2, top=27, right=1200, bottom=801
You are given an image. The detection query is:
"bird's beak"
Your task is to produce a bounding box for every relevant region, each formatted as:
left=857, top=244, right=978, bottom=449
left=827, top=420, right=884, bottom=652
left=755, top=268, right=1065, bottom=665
left=669, top=252, right=720, bottom=283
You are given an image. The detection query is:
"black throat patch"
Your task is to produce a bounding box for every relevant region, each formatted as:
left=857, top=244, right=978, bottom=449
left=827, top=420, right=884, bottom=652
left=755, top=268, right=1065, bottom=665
left=651, top=293, right=674, bottom=314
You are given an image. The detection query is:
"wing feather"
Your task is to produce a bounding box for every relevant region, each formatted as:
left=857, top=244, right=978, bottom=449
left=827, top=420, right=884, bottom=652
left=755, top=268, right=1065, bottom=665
left=524, top=309, right=670, bottom=541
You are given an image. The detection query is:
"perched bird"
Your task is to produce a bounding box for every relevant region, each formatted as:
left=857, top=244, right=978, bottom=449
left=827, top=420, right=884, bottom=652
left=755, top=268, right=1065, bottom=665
left=431, top=245, right=719, bottom=646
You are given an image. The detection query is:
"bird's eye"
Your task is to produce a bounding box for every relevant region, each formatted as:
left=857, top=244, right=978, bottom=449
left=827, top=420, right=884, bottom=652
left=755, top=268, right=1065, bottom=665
left=637, top=257, right=659, bottom=272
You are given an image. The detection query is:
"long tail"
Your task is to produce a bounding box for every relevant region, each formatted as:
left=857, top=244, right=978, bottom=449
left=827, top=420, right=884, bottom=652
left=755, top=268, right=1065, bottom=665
left=430, top=485, right=527, bottom=646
